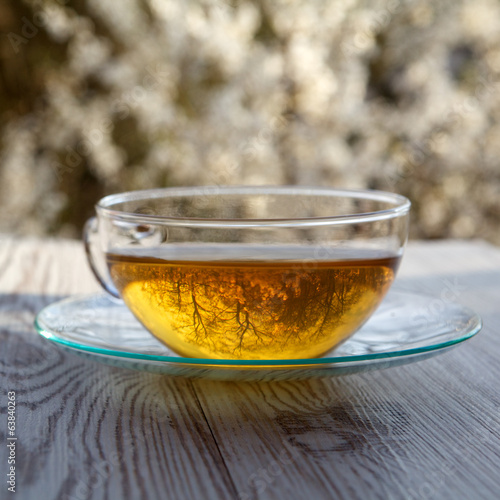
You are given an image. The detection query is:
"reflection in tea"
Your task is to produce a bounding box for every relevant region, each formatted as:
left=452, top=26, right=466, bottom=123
left=107, top=247, right=400, bottom=360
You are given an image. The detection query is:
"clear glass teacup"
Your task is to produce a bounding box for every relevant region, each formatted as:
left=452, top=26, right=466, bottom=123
left=84, top=186, right=410, bottom=360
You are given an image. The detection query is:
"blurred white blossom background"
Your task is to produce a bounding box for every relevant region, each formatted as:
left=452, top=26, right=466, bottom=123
left=1, top=0, right=500, bottom=242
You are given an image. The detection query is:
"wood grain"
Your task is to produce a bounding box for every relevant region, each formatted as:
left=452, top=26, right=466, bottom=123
left=1, top=236, right=500, bottom=500
left=0, top=237, right=237, bottom=500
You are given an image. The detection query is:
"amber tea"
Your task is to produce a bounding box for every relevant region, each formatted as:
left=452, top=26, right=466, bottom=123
left=106, top=246, right=400, bottom=360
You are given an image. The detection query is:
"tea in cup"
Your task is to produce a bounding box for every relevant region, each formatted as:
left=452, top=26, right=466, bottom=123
left=84, top=186, right=410, bottom=360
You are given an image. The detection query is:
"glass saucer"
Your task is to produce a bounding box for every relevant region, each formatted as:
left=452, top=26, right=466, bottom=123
left=34, top=289, right=482, bottom=381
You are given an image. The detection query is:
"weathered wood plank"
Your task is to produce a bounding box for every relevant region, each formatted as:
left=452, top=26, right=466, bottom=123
left=192, top=240, right=500, bottom=500
left=0, top=237, right=237, bottom=500
left=1, top=237, right=500, bottom=500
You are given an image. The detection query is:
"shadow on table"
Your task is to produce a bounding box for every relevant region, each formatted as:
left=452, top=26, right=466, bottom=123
left=0, top=293, right=72, bottom=374
left=0, top=292, right=68, bottom=315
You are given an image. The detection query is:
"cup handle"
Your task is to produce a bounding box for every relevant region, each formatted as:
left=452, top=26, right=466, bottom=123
left=83, top=217, right=120, bottom=298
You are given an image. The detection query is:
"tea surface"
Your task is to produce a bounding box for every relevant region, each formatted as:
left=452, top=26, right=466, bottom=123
left=107, top=247, right=400, bottom=359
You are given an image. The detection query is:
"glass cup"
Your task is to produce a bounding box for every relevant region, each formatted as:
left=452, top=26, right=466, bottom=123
left=84, top=186, right=410, bottom=360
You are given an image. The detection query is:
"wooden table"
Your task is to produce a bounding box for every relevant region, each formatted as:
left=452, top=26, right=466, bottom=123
left=1, top=237, right=500, bottom=500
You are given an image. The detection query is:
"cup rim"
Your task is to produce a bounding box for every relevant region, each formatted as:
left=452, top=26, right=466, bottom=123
left=96, top=185, right=411, bottom=227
